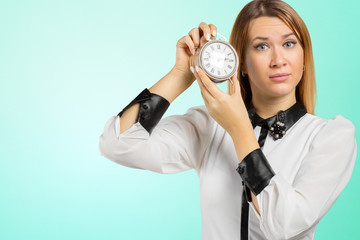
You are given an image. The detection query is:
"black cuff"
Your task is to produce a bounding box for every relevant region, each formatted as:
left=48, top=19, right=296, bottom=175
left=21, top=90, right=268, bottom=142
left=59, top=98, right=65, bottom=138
left=117, top=88, right=170, bottom=134
left=236, top=148, right=275, bottom=196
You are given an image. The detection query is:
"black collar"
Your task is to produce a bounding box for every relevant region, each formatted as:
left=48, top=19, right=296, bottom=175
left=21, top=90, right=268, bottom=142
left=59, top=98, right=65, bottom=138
left=247, top=101, right=307, bottom=140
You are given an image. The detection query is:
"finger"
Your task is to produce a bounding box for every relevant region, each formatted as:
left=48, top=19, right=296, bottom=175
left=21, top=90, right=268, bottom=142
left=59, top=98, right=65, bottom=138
left=195, top=65, right=223, bottom=99
left=199, top=35, right=208, bottom=49
left=198, top=22, right=212, bottom=41
left=208, top=24, right=218, bottom=38
left=230, top=78, right=235, bottom=95
left=196, top=76, right=213, bottom=108
left=229, top=74, right=237, bottom=96
left=178, top=35, right=196, bottom=56
left=188, top=27, right=200, bottom=51
left=194, top=68, right=215, bottom=102
left=232, top=73, right=241, bottom=95
left=198, top=22, right=212, bottom=48
left=196, top=78, right=211, bottom=106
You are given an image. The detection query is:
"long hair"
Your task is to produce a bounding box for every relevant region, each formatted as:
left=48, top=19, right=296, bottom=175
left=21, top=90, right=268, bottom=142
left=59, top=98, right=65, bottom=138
left=228, top=0, right=316, bottom=114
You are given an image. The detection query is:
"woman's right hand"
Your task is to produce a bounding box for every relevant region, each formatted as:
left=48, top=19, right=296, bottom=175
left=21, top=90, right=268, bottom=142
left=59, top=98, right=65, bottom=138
left=173, top=22, right=218, bottom=75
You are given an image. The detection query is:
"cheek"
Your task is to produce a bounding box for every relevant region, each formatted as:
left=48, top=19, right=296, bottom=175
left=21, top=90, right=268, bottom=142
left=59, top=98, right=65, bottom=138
left=246, top=54, right=267, bottom=77
left=289, top=49, right=304, bottom=72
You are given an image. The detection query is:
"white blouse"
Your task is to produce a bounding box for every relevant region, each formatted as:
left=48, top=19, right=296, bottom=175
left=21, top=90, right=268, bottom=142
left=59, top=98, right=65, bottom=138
left=98, top=105, right=357, bottom=240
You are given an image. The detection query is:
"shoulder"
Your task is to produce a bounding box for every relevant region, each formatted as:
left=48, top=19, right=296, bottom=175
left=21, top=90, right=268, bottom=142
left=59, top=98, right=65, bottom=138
left=302, top=113, right=356, bottom=149
left=286, top=113, right=355, bottom=141
left=304, top=113, right=355, bottom=133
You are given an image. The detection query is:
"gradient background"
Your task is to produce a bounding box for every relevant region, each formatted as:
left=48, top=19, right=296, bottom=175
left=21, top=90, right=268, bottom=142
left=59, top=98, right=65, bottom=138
left=1, top=0, right=359, bottom=239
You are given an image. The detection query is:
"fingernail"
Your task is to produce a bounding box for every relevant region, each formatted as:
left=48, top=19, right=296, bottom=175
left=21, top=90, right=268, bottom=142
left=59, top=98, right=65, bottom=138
left=190, top=66, right=194, bottom=73
left=192, top=48, right=195, bottom=55
left=212, top=30, right=216, bottom=37
left=206, top=33, right=210, bottom=40
left=195, top=65, right=199, bottom=72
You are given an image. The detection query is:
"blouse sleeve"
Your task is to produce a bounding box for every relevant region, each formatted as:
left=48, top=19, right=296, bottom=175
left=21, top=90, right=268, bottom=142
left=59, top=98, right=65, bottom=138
left=255, top=115, right=357, bottom=239
left=98, top=105, right=214, bottom=174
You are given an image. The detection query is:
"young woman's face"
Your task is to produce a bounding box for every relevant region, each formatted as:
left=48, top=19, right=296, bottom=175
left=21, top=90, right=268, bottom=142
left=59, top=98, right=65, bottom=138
left=244, top=16, right=304, bottom=100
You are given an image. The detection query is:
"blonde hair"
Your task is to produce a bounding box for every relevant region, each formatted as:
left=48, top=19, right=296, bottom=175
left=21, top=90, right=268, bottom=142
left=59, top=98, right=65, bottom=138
left=228, top=0, right=316, bottom=114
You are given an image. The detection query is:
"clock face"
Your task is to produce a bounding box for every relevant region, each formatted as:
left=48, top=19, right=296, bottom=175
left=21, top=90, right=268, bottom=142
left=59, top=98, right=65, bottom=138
left=200, top=41, right=237, bottom=78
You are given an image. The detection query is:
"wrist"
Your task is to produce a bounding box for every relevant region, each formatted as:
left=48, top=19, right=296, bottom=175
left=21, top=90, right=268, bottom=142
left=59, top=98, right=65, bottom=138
left=228, top=114, right=253, bottom=137
left=149, top=67, right=194, bottom=104
left=170, top=66, right=195, bottom=86
left=229, top=117, right=259, bottom=155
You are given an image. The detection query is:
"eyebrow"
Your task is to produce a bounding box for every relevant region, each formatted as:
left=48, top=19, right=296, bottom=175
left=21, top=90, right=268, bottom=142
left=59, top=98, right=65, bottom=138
left=251, top=33, right=295, bottom=44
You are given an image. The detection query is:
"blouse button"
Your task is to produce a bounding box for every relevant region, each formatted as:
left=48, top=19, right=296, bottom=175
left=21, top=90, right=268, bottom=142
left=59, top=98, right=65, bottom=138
left=237, top=166, right=245, bottom=174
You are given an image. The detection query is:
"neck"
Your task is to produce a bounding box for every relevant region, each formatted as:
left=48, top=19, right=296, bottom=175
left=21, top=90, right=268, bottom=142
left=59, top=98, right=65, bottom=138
left=251, top=93, right=297, bottom=119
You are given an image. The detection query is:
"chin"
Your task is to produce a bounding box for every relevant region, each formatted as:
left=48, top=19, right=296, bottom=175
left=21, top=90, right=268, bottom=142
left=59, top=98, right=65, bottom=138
left=250, top=80, right=297, bottom=99
left=267, top=86, right=296, bottom=98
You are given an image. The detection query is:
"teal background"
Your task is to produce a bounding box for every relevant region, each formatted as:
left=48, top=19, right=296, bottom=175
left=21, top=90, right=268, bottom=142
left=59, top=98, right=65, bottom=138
left=0, top=0, right=359, bottom=239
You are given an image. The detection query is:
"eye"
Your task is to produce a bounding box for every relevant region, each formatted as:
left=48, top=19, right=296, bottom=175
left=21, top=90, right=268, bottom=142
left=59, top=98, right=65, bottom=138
left=284, top=41, right=297, bottom=48
left=254, top=43, right=268, bottom=51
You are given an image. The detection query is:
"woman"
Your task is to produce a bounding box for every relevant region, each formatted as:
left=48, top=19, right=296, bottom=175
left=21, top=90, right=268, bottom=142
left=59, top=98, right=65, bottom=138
left=99, top=0, right=357, bottom=239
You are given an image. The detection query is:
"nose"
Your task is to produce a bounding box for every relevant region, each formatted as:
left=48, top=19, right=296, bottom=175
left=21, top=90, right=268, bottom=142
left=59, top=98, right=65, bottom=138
left=270, top=47, right=286, bottom=68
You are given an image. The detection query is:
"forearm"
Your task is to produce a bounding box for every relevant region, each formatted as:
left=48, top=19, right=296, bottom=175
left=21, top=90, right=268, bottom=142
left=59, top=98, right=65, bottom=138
left=120, top=67, right=194, bottom=134
left=229, top=117, right=260, bottom=162
left=149, top=67, right=194, bottom=104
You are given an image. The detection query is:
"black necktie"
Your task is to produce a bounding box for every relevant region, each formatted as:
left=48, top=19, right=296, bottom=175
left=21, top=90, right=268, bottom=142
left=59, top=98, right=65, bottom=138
left=240, top=102, right=307, bottom=239
left=240, top=116, right=268, bottom=240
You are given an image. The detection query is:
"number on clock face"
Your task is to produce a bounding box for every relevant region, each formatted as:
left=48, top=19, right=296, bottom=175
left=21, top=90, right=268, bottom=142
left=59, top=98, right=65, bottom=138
left=201, top=42, right=236, bottom=78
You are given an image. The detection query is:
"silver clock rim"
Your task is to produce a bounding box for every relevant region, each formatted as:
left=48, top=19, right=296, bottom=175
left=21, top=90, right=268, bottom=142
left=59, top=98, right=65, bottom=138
left=199, top=39, right=239, bottom=83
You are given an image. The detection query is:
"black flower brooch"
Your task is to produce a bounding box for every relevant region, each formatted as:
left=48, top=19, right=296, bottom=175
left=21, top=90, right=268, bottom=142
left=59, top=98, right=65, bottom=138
left=270, top=110, right=287, bottom=140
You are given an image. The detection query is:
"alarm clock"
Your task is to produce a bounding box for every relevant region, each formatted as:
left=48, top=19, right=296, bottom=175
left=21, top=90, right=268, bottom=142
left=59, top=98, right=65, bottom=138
left=190, top=32, right=239, bottom=84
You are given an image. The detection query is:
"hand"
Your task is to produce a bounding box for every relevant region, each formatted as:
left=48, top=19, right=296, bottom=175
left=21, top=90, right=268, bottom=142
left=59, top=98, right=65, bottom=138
left=173, top=22, right=218, bottom=75
left=192, top=65, right=249, bottom=135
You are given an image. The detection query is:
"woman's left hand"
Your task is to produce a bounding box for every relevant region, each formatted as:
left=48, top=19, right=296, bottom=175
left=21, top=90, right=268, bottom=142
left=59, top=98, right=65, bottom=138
left=192, top=65, right=249, bottom=136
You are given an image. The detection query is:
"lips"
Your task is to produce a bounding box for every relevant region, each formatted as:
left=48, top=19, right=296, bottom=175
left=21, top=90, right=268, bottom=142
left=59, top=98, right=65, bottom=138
left=269, top=73, right=291, bottom=82
left=270, top=73, right=291, bottom=78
